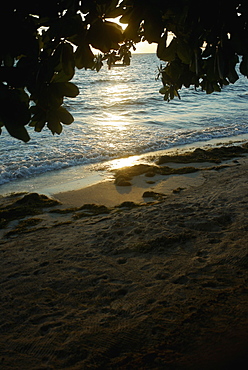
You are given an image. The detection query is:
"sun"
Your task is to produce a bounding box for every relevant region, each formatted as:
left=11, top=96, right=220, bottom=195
left=107, top=16, right=157, bottom=54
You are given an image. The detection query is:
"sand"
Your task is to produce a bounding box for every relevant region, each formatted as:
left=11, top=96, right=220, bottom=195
left=0, top=148, right=248, bottom=369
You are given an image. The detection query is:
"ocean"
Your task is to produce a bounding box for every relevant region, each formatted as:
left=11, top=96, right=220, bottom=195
left=1, top=53, right=248, bottom=195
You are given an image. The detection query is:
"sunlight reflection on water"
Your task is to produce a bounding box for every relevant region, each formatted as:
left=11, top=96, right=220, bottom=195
left=100, top=112, right=129, bottom=130
left=1, top=54, right=248, bottom=188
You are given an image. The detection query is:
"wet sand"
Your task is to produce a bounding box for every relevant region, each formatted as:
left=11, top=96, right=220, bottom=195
left=0, top=146, right=248, bottom=369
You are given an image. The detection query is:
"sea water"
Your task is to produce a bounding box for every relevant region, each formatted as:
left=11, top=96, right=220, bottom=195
left=1, top=53, right=248, bottom=194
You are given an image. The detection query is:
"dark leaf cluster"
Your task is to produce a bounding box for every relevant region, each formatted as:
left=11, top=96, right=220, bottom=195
left=0, top=1, right=128, bottom=141
left=0, top=1, right=248, bottom=141
left=154, top=0, right=248, bottom=100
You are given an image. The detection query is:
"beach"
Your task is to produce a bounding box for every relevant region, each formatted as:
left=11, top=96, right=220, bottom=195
left=1, top=146, right=248, bottom=369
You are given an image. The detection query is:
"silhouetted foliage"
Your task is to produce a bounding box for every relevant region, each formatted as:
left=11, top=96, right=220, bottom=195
left=0, top=1, right=247, bottom=141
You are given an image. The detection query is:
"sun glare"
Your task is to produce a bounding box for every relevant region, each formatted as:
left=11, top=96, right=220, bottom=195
left=107, top=16, right=156, bottom=54
left=107, top=16, right=128, bottom=30
left=109, top=155, right=141, bottom=170
left=104, top=82, right=128, bottom=104
left=103, top=112, right=127, bottom=130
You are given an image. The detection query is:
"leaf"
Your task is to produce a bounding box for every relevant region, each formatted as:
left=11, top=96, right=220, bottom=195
left=103, top=0, right=123, bottom=18
left=88, top=20, right=124, bottom=53
left=4, top=53, right=14, bottom=67
left=105, top=6, right=124, bottom=19
left=206, top=81, right=214, bottom=94
left=17, top=88, right=30, bottom=105
left=61, top=43, right=75, bottom=77
left=213, top=82, right=221, bottom=92
left=227, top=66, right=239, bottom=84
left=51, top=43, right=75, bottom=83
left=49, top=82, right=79, bottom=99
left=48, top=14, right=84, bottom=40
left=29, top=106, right=47, bottom=132
left=143, top=9, right=164, bottom=43
left=105, top=21, right=124, bottom=45
left=34, top=120, right=46, bottom=132
left=215, top=48, right=225, bottom=80
left=48, top=89, right=64, bottom=108
left=47, top=110, right=62, bottom=135
left=203, top=57, right=219, bottom=82
left=177, top=40, right=192, bottom=64
left=169, top=86, right=180, bottom=100
left=123, top=23, right=141, bottom=43
left=58, top=82, right=79, bottom=97
left=57, top=107, right=74, bottom=124
left=202, top=44, right=214, bottom=58
left=174, top=88, right=181, bottom=99
left=4, top=123, right=30, bottom=142
left=75, top=44, right=95, bottom=69
left=52, top=69, right=74, bottom=83
left=157, top=36, right=177, bottom=62
left=159, top=87, right=167, bottom=94
left=120, top=8, right=133, bottom=24
left=163, top=88, right=170, bottom=102
left=0, top=66, right=28, bottom=88
left=121, top=5, right=143, bottom=42
left=0, top=89, right=31, bottom=127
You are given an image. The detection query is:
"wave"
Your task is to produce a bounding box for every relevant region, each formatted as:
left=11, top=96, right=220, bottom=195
left=1, top=53, right=248, bottom=189
left=88, top=78, right=137, bottom=85
left=2, top=120, right=248, bottom=186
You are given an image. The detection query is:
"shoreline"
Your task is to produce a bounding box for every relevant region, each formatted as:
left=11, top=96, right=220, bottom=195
left=1, top=133, right=248, bottom=198
left=1, top=142, right=248, bottom=369
left=53, top=168, right=206, bottom=208
left=52, top=139, right=248, bottom=207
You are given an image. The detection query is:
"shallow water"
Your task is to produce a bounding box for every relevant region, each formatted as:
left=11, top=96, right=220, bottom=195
left=1, top=53, right=248, bottom=193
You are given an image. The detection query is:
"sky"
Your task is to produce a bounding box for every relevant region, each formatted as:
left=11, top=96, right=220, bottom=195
left=132, top=41, right=157, bottom=54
